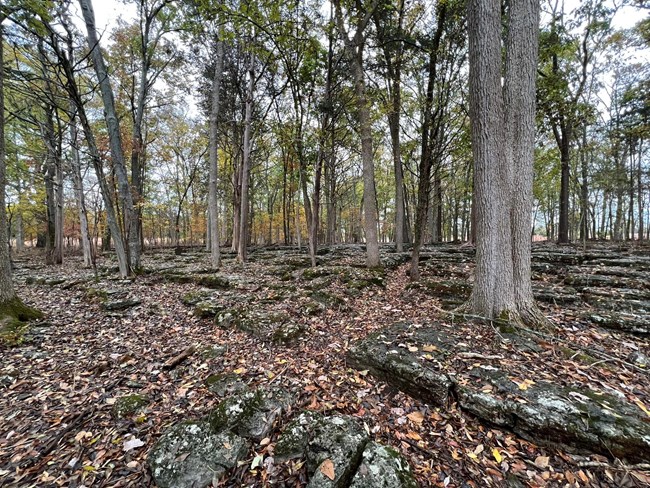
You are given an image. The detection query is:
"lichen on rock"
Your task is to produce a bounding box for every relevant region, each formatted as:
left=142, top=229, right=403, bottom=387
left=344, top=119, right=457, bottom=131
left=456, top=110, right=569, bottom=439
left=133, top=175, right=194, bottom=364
left=147, top=421, right=247, bottom=488
left=349, top=442, right=417, bottom=488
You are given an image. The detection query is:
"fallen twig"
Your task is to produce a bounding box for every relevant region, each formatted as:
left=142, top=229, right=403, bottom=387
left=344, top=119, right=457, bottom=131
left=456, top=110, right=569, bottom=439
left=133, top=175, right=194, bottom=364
left=162, top=345, right=196, bottom=370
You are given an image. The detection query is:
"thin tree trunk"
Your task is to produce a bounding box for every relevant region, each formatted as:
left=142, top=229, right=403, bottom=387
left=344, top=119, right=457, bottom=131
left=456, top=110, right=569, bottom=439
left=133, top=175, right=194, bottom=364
left=54, top=144, right=64, bottom=264
left=0, top=22, right=16, bottom=302
left=410, top=3, right=447, bottom=280
left=237, top=62, right=253, bottom=263
left=78, top=0, right=140, bottom=272
left=334, top=0, right=380, bottom=268
left=70, top=116, right=93, bottom=267
left=638, top=141, right=644, bottom=240
left=208, top=40, right=224, bottom=267
left=557, top=128, right=571, bottom=243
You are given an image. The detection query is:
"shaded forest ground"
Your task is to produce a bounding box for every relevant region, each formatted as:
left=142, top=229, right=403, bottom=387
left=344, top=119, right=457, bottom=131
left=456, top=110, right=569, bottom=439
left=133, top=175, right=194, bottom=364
left=1, top=242, right=649, bottom=487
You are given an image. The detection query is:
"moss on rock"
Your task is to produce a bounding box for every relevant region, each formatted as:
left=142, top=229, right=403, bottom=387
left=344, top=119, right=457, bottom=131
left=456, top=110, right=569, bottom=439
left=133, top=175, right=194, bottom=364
left=0, top=298, right=43, bottom=346
left=112, top=394, right=149, bottom=419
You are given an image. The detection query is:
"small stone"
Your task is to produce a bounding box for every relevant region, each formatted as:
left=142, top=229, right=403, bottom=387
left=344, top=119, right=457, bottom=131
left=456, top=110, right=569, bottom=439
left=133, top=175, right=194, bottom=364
left=627, top=351, right=648, bottom=368
left=112, top=394, right=149, bottom=419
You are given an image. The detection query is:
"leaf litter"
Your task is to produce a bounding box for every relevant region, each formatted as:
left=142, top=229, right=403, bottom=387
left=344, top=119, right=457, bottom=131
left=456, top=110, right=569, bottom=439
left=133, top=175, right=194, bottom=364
left=0, top=246, right=649, bottom=487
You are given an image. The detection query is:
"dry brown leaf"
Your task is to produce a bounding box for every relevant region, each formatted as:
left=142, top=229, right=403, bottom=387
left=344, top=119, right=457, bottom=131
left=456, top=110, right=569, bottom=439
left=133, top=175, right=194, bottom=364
left=406, top=411, right=424, bottom=424
left=534, top=455, right=549, bottom=469
left=406, top=430, right=422, bottom=440
left=320, top=459, right=335, bottom=480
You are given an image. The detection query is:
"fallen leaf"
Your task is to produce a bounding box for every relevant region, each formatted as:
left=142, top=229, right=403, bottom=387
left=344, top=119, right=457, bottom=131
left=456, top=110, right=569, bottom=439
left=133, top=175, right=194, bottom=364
left=492, top=448, right=502, bottom=463
left=578, top=470, right=589, bottom=482
left=251, top=453, right=264, bottom=469
left=123, top=438, right=145, bottom=451
left=634, top=399, right=650, bottom=417
left=407, top=411, right=424, bottom=424
left=534, top=455, right=549, bottom=469
left=406, top=431, right=422, bottom=441
left=320, top=459, right=335, bottom=480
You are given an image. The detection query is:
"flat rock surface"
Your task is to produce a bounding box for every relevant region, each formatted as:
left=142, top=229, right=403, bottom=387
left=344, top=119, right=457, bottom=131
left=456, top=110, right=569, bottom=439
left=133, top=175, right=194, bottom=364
left=147, top=421, right=247, bottom=488
left=349, top=322, right=650, bottom=463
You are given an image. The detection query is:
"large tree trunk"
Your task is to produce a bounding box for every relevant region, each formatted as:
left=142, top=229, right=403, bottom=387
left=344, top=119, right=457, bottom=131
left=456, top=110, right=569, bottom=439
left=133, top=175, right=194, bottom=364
left=506, top=0, right=542, bottom=323
left=464, top=0, right=544, bottom=326
left=0, top=23, right=16, bottom=303
left=208, top=40, right=224, bottom=267
left=467, top=0, right=514, bottom=316
left=78, top=0, right=140, bottom=272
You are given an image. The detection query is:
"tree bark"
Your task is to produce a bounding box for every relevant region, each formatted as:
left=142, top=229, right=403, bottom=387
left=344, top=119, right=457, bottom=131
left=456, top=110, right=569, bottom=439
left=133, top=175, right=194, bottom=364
left=0, top=22, right=16, bottom=302
left=70, top=116, right=93, bottom=267
left=78, top=0, right=140, bottom=272
left=410, top=2, right=447, bottom=280
left=506, top=0, right=542, bottom=323
left=237, top=62, right=254, bottom=263
left=557, top=126, right=571, bottom=243
left=334, top=0, right=380, bottom=267
left=208, top=40, right=224, bottom=267
left=464, top=0, right=545, bottom=326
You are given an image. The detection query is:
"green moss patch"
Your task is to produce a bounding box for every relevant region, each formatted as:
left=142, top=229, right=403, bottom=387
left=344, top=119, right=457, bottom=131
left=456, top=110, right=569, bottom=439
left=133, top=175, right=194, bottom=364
left=0, top=298, right=44, bottom=346
left=112, top=394, right=149, bottom=419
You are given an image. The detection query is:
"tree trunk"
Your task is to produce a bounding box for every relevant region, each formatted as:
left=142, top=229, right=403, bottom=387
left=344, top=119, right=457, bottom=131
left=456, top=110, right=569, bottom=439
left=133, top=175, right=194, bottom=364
left=0, top=23, right=16, bottom=302
left=208, top=40, right=224, bottom=267
left=579, top=126, right=589, bottom=242
left=15, top=211, right=24, bottom=252
left=70, top=117, right=93, bottom=267
left=464, top=0, right=544, bottom=326
left=237, top=62, right=253, bottom=263
left=334, top=1, right=380, bottom=268
left=638, top=141, right=644, bottom=240
left=557, top=128, right=571, bottom=243
left=409, top=3, right=447, bottom=280
left=54, top=146, right=64, bottom=264
left=78, top=0, right=140, bottom=272
left=507, top=0, right=541, bottom=323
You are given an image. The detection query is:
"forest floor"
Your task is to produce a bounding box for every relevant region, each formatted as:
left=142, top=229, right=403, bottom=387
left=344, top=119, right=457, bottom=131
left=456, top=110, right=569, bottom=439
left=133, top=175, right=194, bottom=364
left=0, top=242, right=649, bottom=488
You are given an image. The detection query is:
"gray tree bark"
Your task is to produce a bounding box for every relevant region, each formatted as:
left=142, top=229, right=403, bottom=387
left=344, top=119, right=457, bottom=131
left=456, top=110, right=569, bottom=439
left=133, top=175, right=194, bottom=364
left=48, top=19, right=130, bottom=277
left=465, top=0, right=545, bottom=325
left=78, top=0, right=140, bottom=272
left=70, top=115, right=93, bottom=267
left=208, top=40, right=224, bottom=268
left=237, top=61, right=254, bottom=263
left=334, top=0, right=380, bottom=267
left=0, top=22, right=16, bottom=302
